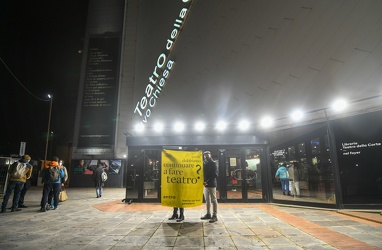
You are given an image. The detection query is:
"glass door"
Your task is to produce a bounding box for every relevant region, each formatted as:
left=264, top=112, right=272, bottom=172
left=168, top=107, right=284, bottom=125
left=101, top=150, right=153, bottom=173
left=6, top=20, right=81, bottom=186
left=125, top=148, right=161, bottom=202
left=223, top=147, right=264, bottom=202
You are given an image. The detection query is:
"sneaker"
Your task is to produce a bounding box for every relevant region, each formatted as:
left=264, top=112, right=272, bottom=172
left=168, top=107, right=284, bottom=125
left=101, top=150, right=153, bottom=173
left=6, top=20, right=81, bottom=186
left=0, top=208, right=6, bottom=213
left=201, top=214, right=212, bottom=220
left=53, top=207, right=58, bottom=210
left=11, top=208, right=22, bottom=212
left=209, top=215, right=218, bottom=223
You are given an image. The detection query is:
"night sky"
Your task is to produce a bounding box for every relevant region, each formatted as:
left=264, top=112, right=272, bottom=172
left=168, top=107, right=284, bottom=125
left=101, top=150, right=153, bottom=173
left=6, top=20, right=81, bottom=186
left=0, top=1, right=89, bottom=159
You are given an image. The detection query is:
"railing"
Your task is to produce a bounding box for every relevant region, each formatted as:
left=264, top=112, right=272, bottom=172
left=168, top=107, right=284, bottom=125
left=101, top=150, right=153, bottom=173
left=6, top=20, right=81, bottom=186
left=0, top=157, right=17, bottom=197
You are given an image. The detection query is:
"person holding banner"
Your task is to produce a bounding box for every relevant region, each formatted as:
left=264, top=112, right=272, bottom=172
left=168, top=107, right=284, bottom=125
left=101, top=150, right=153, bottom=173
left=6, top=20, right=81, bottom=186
left=169, top=207, right=184, bottom=222
left=201, top=151, right=219, bottom=223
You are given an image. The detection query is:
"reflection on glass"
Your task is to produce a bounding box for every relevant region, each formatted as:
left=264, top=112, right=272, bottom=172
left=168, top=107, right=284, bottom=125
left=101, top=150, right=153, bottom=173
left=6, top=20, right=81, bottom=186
left=271, top=138, right=335, bottom=205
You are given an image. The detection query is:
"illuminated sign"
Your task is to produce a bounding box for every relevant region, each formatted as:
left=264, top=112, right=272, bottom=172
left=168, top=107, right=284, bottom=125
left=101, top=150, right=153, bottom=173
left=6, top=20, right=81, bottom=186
left=134, top=0, right=193, bottom=124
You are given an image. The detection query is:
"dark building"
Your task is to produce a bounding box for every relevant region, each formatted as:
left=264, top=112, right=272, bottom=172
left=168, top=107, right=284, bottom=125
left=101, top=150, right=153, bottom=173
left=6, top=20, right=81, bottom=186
left=71, top=0, right=382, bottom=209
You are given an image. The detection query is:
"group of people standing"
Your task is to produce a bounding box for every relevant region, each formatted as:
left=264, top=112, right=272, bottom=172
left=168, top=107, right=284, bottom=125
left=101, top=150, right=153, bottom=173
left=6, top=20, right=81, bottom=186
left=169, top=151, right=219, bottom=223
left=0, top=154, right=68, bottom=213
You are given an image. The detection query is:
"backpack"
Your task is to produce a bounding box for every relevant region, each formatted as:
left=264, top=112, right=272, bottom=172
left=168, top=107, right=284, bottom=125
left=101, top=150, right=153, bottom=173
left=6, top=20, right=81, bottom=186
left=48, top=166, right=60, bottom=182
left=9, top=162, right=27, bottom=179
left=101, top=171, right=108, bottom=182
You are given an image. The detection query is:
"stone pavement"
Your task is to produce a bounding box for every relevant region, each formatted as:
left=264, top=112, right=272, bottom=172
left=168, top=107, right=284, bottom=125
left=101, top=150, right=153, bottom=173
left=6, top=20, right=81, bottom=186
left=1, top=187, right=382, bottom=249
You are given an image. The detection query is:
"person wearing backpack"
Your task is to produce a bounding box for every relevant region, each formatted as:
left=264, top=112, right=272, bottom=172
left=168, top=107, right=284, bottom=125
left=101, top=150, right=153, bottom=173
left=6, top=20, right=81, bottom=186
left=92, top=160, right=107, bottom=198
left=39, top=156, right=65, bottom=212
left=1, top=154, right=33, bottom=213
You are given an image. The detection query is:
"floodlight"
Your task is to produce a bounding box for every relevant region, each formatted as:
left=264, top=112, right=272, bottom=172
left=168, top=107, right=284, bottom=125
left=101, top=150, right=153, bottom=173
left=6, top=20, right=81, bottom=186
left=332, top=98, right=347, bottom=111
left=215, top=121, right=227, bottom=131
left=238, top=120, right=250, bottom=130
left=173, top=122, right=185, bottom=132
left=260, top=116, right=273, bottom=128
left=194, top=121, right=206, bottom=131
left=291, top=110, right=303, bottom=121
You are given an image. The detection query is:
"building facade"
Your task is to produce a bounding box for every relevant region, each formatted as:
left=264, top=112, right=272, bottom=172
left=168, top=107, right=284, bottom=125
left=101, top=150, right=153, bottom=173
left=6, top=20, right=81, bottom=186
left=71, top=0, right=382, bottom=209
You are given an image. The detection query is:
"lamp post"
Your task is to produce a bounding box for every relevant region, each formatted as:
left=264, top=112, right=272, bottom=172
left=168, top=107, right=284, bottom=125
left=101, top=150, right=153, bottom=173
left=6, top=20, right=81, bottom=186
left=44, top=94, right=53, bottom=167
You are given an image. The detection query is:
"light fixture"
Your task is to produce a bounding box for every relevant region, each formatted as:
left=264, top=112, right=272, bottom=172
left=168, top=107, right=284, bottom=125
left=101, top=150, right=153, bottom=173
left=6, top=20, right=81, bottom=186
left=135, top=123, right=145, bottom=132
left=173, top=122, right=185, bottom=132
left=153, top=122, right=164, bottom=132
left=332, top=98, right=347, bottom=111
left=291, top=110, right=303, bottom=121
left=260, top=116, right=273, bottom=128
left=194, top=121, right=205, bottom=131
left=215, top=121, right=227, bottom=131
left=238, top=120, right=250, bottom=130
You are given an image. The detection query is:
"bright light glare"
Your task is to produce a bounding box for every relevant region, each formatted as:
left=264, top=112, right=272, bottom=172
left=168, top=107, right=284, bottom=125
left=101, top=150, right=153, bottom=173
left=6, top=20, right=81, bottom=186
left=194, top=121, right=205, bottom=131
left=48, top=94, right=52, bottom=99
left=260, top=117, right=273, bottom=128
left=238, top=120, right=250, bottom=130
left=215, top=121, right=227, bottom=131
left=173, top=122, right=185, bottom=132
left=135, top=123, right=144, bottom=132
left=153, top=122, right=164, bottom=132
left=332, top=98, right=347, bottom=111
left=291, top=110, right=303, bottom=121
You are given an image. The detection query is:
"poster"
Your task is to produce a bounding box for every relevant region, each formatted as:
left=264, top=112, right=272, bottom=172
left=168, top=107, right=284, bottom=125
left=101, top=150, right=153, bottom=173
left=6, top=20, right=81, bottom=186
left=161, top=150, right=204, bottom=208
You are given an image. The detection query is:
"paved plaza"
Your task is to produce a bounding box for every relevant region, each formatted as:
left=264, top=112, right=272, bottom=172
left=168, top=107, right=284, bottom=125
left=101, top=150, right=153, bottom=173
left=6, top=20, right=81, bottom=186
left=1, top=187, right=382, bottom=249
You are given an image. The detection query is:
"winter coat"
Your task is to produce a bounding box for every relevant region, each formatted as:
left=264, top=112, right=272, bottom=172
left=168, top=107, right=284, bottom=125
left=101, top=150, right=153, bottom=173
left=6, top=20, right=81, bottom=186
left=40, top=160, right=65, bottom=184
left=203, top=158, right=219, bottom=187
left=8, top=159, right=33, bottom=183
left=92, top=165, right=104, bottom=188
left=275, top=166, right=289, bottom=179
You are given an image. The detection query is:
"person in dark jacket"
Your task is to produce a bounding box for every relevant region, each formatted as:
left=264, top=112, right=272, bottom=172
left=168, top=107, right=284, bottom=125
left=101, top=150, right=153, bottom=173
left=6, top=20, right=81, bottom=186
left=93, top=160, right=106, bottom=198
left=200, top=151, right=219, bottom=223
left=39, top=156, right=65, bottom=211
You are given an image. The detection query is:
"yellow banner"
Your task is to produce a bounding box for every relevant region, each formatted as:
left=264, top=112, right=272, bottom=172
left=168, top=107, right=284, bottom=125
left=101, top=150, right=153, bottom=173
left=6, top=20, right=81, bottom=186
left=161, top=150, right=203, bottom=208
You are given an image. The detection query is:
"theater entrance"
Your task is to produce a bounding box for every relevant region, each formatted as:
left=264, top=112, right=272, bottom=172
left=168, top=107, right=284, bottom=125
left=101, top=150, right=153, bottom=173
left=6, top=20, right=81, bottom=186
left=125, top=145, right=270, bottom=203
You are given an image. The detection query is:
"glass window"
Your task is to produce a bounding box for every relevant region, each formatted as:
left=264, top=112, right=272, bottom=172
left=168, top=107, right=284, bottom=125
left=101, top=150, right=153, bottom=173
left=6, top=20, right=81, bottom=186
left=311, top=138, right=320, bottom=155
left=288, top=146, right=296, bottom=161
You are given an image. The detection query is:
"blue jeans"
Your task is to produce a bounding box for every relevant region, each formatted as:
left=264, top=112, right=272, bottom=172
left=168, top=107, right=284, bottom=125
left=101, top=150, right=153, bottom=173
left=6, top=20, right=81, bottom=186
left=280, top=178, right=289, bottom=193
left=173, top=207, right=184, bottom=214
left=1, top=181, right=24, bottom=210
left=96, top=186, right=102, bottom=197
left=41, top=183, right=61, bottom=208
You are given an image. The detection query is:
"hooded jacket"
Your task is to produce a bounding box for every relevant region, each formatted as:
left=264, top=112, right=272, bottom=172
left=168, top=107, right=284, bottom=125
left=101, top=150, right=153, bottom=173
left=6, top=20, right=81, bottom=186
left=40, top=160, right=65, bottom=184
left=275, top=165, right=289, bottom=179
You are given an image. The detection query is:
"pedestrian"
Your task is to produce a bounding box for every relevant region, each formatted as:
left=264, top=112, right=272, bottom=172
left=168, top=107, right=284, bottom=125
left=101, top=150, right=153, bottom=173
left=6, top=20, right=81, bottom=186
left=200, top=151, right=219, bottom=223
left=47, top=159, right=69, bottom=208
left=275, top=162, right=290, bottom=195
left=1, top=154, right=33, bottom=213
left=92, top=160, right=106, bottom=198
left=39, top=156, right=65, bottom=211
left=288, top=162, right=301, bottom=197
left=169, top=207, right=185, bottom=222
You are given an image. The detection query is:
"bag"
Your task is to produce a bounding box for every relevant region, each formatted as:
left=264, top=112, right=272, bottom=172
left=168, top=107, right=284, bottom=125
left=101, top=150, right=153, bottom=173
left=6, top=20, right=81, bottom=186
left=9, top=162, right=27, bottom=179
left=59, top=189, right=68, bottom=202
left=101, top=171, right=108, bottom=182
left=48, top=166, right=60, bottom=182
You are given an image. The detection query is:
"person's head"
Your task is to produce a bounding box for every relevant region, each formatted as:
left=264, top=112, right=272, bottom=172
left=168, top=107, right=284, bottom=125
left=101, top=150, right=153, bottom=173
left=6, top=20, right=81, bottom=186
left=203, top=151, right=212, bottom=160
left=21, top=154, right=31, bottom=162
left=51, top=156, right=59, bottom=162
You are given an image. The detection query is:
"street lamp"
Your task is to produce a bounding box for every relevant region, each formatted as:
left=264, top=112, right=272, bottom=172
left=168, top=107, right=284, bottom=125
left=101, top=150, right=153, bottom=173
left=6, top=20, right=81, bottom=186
left=44, top=94, right=53, bottom=167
